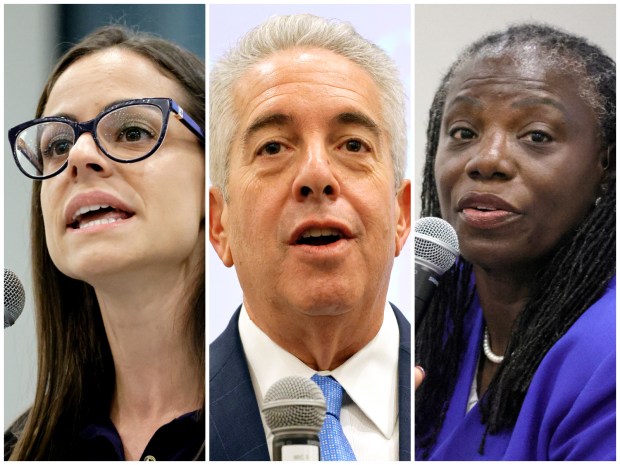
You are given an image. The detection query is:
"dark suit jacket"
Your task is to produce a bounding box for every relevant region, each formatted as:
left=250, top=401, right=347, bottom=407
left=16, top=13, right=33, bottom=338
left=209, top=303, right=411, bottom=460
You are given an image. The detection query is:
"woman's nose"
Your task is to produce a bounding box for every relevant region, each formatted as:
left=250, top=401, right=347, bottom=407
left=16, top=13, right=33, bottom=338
left=66, top=133, right=114, bottom=179
left=465, top=132, right=516, bottom=181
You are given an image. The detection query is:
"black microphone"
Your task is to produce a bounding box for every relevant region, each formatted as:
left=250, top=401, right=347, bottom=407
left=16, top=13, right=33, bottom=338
left=262, top=376, right=326, bottom=461
left=4, top=268, right=25, bottom=328
left=414, top=217, right=459, bottom=327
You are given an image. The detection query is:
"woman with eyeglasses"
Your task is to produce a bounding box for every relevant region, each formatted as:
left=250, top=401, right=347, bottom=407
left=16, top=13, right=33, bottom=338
left=5, top=26, right=205, bottom=460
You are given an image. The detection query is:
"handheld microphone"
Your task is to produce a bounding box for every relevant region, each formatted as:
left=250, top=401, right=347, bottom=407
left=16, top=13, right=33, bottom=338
left=414, top=217, right=459, bottom=327
left=262, top=376, right=326, bottom=461
left=4, top=268, right=25, bottom=328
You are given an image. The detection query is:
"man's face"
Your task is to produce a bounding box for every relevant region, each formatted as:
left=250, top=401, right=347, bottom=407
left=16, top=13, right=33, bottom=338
left=210, top=47, right=410, bottom=321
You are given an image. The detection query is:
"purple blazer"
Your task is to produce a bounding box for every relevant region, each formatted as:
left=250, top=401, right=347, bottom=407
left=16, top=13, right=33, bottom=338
left=416, top=277, right=616, bottom=461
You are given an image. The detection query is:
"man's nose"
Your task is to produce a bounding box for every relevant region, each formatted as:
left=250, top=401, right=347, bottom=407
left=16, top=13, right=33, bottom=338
left=291, top=142, right=340, bottom=201
left=465, top=131, right=517, bottom=181
left=66, top=133, right=113, bottom=179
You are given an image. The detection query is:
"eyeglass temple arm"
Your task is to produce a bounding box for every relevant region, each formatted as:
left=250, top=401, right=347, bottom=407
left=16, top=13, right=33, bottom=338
left=170, top=101, right=205, bottom=142
left=17, top=138, right=43, bottom=173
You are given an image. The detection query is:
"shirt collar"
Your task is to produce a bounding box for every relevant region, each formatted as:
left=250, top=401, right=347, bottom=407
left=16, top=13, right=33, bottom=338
left=239, top=302, right=399, bottom=438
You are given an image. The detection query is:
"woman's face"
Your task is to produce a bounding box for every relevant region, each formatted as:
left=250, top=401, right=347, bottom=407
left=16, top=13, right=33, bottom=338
left=435, top=53, right=606, bottom=270
left=40, top=48, right=204, bottom=285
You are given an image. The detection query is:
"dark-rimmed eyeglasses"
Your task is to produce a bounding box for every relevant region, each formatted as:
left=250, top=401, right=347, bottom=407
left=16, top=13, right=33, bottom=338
left=8, top=97, right=205, bottom=180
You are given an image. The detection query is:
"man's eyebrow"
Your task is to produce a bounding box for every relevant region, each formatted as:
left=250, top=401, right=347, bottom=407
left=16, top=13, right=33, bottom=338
left=332, top=112, right=381, bottom=136
left=243, top=113, right=294, bottom=143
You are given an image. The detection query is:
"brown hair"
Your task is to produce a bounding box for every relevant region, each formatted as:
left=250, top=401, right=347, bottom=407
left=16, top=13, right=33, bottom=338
left=9, top=25, right=205, bottom=460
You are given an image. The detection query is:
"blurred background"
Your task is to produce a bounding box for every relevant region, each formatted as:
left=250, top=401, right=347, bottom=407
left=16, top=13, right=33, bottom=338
left=208, top=4, right=412, bottom=343
left=4, top=3, right=205, bottom=428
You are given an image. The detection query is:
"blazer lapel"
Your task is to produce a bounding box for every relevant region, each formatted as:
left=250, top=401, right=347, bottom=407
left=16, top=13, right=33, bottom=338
left=209, top=307, right=270, bottom=461
left=392, top=303, right=412, bottom=460
left=210, top=305, right=411, bottom=461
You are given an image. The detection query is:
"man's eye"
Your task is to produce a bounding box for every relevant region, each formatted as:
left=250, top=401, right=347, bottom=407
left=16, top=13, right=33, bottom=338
left=258, top=142, right=283, bottom=156
left=341, top=139, right=369, bottom=153
left=449, top=127, right=477, bottom=140
left=346, top=140, right=362, bottom=152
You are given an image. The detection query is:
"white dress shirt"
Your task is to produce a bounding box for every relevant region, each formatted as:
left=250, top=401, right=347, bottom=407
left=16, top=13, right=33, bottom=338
left=238, top=302, right=400, bottom=461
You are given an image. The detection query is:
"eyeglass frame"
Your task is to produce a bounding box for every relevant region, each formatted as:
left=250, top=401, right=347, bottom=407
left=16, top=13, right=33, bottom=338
left=8, top=97, right=205, bottom=180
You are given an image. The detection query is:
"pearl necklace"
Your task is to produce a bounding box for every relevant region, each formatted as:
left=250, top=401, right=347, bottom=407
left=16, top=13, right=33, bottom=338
left=483, top=326, right=504, bottom=364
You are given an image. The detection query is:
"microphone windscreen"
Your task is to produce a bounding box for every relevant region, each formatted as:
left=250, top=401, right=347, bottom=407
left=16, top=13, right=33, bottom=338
left=262, top=376, right=326, bottom=434
left=4, top=268, right=25, bottom=328
left=414, top=217, right=460, bottom=274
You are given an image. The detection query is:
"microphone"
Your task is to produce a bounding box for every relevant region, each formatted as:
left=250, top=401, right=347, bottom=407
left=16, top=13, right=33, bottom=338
left=4, top=268, right=25, bottom=328
left=414, top=217, right=459, bottom=327
left=262, top=376, right=326, bottom=461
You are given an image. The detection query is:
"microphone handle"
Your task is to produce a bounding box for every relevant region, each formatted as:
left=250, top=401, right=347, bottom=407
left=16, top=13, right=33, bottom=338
left=415, top=262, right=440, bottom=328
left=273, top=431, right=320, bottom=461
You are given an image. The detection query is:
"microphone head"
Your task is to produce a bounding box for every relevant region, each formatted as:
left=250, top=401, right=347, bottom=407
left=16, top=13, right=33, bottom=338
left=262, top=376, right=326, bottom=434
left=414, top=217, right=460, bottom=275
left=4, top=268, right=25, bottom=328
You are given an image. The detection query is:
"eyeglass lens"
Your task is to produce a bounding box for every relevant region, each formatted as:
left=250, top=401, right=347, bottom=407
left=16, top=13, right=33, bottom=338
left=14, top=104, right=164, bottom=178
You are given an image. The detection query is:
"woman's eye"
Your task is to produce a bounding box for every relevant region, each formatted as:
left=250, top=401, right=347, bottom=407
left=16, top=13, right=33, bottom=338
left=118, top=127, right=154, bottom=142
left=43, top=139, right=73, bottom=158
left=258, top=141, right=283, bottom=156
left=524, top=131, right=552, bottom=143
left=449, top=127, right=477, bottom=140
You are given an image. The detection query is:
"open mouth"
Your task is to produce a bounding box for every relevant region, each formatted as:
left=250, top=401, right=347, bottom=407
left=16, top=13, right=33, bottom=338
left=68, top=204, right=134, bottom=230
left=296, top=227, right=345, bottom=246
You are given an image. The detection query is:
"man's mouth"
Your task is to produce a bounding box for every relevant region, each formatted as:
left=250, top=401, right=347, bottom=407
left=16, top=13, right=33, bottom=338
left=296, top=227, right=345, bottom=246
left=68, top=204, right=134, bottom=230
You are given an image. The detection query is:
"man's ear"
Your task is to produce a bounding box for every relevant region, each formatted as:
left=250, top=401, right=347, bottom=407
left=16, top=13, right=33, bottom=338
left=209, top=187, right=234, bottom=267
left=394, top=179, right=411, bottom=257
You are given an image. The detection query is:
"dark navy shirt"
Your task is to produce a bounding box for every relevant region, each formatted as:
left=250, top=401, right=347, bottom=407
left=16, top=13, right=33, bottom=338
left=76, top=410, right=205, bottom=460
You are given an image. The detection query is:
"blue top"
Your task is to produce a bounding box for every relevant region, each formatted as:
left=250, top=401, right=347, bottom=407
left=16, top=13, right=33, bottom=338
left=416, top=276, right=616, bottom=461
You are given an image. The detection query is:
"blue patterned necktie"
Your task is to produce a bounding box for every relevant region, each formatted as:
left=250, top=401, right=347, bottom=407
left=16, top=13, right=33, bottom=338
left=311, top=374, right=357, bottom=461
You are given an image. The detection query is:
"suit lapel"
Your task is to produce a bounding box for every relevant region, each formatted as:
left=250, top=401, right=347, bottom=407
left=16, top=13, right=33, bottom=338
left=393, top=303, right=412, bottom=460
left=210, top=305, right=411, bottom=461
left=209, top=307, right=269, bottom=461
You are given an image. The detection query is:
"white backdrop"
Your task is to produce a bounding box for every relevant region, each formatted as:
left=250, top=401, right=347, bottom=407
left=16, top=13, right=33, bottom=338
left=208, top=4, right=413, bottom=342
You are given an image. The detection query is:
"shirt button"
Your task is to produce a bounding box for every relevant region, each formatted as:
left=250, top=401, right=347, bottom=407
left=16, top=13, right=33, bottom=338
left=143, top=455, right=156, bottom=461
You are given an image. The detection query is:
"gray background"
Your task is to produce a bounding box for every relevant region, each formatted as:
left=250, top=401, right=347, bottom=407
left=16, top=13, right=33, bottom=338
left=414, top=4, right=616, bottom=218
left=4, top=3, right=204, bottom=427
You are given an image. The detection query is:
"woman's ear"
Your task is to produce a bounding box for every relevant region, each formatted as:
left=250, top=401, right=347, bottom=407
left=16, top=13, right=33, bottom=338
left=209, top=187, right=234, bottom=267
left=601, top=143, right=615, bottom=173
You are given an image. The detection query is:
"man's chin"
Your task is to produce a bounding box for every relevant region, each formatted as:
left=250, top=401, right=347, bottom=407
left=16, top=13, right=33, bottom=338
left=289, top=289, right=359, bottom=317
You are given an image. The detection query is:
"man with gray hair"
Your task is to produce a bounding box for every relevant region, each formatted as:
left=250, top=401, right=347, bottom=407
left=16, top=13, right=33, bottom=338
left=209, top=14, right=411, bottom=461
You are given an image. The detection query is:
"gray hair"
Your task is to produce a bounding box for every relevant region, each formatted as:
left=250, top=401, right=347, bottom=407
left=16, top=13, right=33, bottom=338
left=210, top=14, right=407, bottom=198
